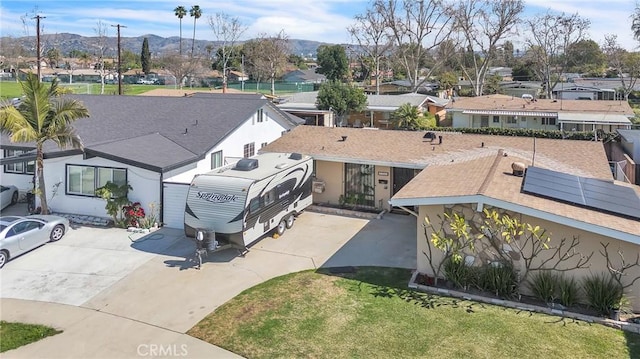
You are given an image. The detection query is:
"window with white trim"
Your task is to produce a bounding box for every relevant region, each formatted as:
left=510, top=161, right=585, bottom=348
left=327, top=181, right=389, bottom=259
left=506, top=116, right=517, bottom=124
left=261, top=142, right=268, bottom=148
left=257, top=109, right=264, bottom=123
left=243, top=142, right=255, bottom=158
left=211, top=150, right=223, bottom=169
left=66, top=165, right=127, bottom=196
left=3, top=149, right=35, bottom=175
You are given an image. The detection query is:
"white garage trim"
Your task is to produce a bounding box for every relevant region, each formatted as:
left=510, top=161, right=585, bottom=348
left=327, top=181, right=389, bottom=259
left=162, top=182, right=190, bottom=229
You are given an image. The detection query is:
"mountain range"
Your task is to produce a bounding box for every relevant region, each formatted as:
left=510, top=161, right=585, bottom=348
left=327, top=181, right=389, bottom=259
left=2, top=33, right=331, bottom=59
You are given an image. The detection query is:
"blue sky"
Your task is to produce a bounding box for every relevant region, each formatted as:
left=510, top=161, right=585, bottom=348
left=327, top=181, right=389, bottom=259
left=1, top=0, right=638, bottom=51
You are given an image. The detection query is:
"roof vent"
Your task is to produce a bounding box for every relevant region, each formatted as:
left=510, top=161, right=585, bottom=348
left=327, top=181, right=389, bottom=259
left=423, top=131, right=436, bottom=140
left=340, top=135, right=348, bottom=141
left=512, top=162, right=526, bottom=176
left=289, top=152, right=303, bottom=160
left=234, top=158, right=259, bottom=171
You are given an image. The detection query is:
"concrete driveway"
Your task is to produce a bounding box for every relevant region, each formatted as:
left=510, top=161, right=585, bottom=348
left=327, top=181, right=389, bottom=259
left=0, top=211, right=416, bottom=358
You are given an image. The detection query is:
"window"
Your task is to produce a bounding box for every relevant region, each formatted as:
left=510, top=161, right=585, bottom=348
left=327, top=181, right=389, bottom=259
left=257, top=109, right=264, bottom=123
left=210, top=150, right=223, bottom=169
left=263, top=189, right=276, bottom=206
left=493, top=116, right=500, bottom=123
left=243, top=142, right=255, bottom=158
left=506, top=117, right=517, bottom=124
left=66, top=165, right=126, bottom=196
left=261, top=142, right=268, bottom=148
left=4, top=149, right=35, bottom=175
left=541, top=117, right=556, bottom=125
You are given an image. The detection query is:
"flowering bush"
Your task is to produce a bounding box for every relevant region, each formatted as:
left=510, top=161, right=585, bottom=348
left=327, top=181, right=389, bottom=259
left=123, top=202, right=146, bottom=227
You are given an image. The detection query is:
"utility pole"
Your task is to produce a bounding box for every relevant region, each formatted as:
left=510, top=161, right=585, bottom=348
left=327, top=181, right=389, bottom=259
left=32, top=15, right=46, bottom=81
left=111, top=24, right=127, bottom=95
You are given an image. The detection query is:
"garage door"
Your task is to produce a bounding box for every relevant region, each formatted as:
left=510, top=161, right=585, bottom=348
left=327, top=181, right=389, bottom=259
left=163, top=183, right=190, bottom=229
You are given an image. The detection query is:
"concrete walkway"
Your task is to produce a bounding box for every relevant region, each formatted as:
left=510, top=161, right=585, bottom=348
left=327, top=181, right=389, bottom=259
left=0, top=211, right=416, bottom=358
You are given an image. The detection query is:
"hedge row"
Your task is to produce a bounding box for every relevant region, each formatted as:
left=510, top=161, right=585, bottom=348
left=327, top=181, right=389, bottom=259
left=423, top=126, right=618, bottom=142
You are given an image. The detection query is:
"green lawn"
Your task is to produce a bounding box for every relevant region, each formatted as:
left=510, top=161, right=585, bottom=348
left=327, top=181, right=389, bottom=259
left=188, top=267, right=640, bottom=359
left=0, top=321, right=62, bottom=352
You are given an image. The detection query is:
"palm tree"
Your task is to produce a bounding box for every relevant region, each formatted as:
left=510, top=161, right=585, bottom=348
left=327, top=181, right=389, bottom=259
left=174, top=6, right=187, bottom=56
left=392, top=103, right=421, bottom=130
left=189, top=5, right=202, bottom=58
left=0, top=73, right=89, bottom=214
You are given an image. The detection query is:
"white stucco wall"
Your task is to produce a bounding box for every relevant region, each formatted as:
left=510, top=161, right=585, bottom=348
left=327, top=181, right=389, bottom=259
left=164, top=106, right=292, bottom=184
left=0, top=152, right=35, bottom=195
left=42, top=154, right=160, bottom=218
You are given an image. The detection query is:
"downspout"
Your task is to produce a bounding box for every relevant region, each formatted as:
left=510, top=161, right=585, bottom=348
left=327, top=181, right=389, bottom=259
left=159, top=172, right=164, bottom=225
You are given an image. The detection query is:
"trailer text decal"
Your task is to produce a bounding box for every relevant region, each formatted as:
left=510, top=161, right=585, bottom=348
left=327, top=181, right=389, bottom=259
left=196, top=191, right=238, bottom=203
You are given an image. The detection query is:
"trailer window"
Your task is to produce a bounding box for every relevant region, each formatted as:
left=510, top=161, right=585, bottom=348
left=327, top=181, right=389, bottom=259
left=249, top=197, right=260, bottom=213
left=264, top=189, right=276, bottom=206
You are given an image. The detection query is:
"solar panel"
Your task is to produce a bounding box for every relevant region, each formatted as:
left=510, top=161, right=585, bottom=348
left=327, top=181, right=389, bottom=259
left=523, top=167, right=640, bottom=220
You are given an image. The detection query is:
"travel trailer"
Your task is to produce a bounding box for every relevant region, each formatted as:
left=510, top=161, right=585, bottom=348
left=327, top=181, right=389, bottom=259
left=184, top=152, right=313, bottom=253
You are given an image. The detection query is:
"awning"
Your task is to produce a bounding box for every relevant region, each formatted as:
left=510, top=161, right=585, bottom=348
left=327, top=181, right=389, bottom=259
left=558, top=112, right=632, bottom=125
left=463, top=110, right=557, bottom=117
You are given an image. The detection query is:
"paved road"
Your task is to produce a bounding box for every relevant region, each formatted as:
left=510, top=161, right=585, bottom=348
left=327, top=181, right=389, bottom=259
left=0, top=211, right=416, bottom=358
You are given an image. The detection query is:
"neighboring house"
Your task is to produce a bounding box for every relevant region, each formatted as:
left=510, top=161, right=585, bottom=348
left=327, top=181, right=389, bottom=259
left=572, top=77, right=640, bottom=93
left=260, top=125, right=613, bottom=214
left=499, top=81, right=543, bottom=99
left=447, top=94, right=633, bottom=132
left=0, top=93, right=302, bottom=229
left=368, top=80, right=439, bottom=95
left=282, top=69, right=326, bottom=84
left=609, top=129, right=640, bottom=185
left=227, top=70, right=249, bottom=82
left=552, top=83, right=617, bottom=101
left=278, top=91, right=449, bottom=128
left=487, top=67, right=512, bottom=80
left=389, top=147, right=640, bottom=311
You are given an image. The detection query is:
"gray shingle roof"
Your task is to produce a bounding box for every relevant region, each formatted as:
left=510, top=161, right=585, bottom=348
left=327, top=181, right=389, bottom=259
left=2, top=94, right=299, bottom=172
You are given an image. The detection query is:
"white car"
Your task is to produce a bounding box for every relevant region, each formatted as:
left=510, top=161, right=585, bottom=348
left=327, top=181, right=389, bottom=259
left=0, top=185, right=19, bottom=210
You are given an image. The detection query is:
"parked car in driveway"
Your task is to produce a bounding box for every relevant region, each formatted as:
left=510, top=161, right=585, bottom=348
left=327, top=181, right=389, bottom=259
left=0, top=215, right=70, bottom=268
left=0, top=185, right=19, bottom=210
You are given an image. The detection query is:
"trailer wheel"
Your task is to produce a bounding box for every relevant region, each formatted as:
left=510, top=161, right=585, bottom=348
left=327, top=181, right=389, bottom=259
left=276, top=219, right=287, bottom=236
left=285, top=214, right=295, bottom=229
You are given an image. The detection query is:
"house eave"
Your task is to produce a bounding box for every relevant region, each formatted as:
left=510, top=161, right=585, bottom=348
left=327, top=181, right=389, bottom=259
left=389, top=195, right=640, bottom=245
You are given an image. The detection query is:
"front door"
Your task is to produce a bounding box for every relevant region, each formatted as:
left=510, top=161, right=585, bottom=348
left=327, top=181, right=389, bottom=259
left=392, top=167, right=416, bottom=195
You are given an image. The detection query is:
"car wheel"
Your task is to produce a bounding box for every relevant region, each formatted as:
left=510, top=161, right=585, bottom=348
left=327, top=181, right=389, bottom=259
left=285, top=214, right=295, bottom=229
left=276, top=219, right=286, bottom=236
left=10, top=191, right=18, bottom=205
left=0, top=250, right=8, bottom=269
left=50, top=224, right=65, bottom=242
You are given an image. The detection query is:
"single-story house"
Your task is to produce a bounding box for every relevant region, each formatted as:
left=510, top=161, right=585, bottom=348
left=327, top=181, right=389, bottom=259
left=282, top=69, right=327, bottom=84
left=278, top=91, right=448, bottom=128
left=1, top=93, right=303, bottom=229
left=448, top=94, right=634, bottom=132
left=389, top=146, right=640, bottom=311
left=500, top=81, right=543, bottom=99
left=552, top=83, right=617, bottom=101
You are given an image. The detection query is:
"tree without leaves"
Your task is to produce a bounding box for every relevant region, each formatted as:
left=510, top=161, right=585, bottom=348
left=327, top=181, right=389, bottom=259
left=525, top=11, right=590, bottom=99
left=93, top=20, right=110, bottom=95
left=316, top=81, right=367, bottom=126
left=348, top=7, right=393, bottom=94
left=189, top=5, right=202, bottom=58
left=208, top=12, right=247, bottom=92
left=603, top=34, right=640, bottom=101
left=316, top=45, right=350, bottom=82
left=449, top=0, right=524, bottom=96
left=141, top=37, right=151, bottom=74
left=243, top=31, right=290, bottom=95
left=159, top=53, right=203, bottom=89
left=0, top=73, right=89, bottom=215
left=373, top=0, right=453, bottom=92
left=174, top=6, right=187, bottom=56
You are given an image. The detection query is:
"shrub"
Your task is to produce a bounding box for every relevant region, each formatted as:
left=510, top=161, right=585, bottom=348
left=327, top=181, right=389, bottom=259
left=123, top=202, right=145, bottom=227
left=557, top=275, right=580, bottom=308
left=479, top=262, right=518, bottom=298
left=528, top=271, right=558, bottom=304
left=582, top=274, right=623, bottom=316
left=443, top=258, right=475, bottom=290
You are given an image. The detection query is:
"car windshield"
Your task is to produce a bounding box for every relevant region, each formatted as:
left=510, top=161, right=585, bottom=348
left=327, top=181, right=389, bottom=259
left=0, top=216, right=22, bottom=224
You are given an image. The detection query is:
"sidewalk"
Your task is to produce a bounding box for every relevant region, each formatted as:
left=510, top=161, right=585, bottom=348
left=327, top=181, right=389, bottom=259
left=0, top=298, right=242, bottom=359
